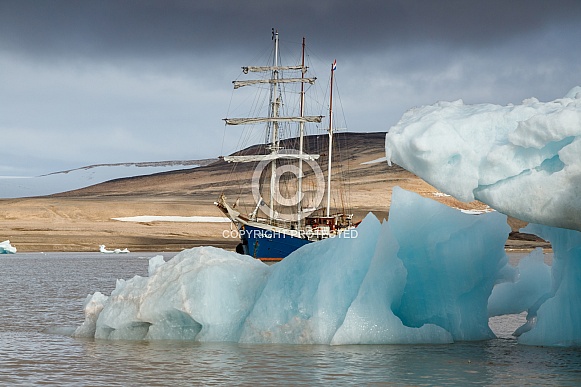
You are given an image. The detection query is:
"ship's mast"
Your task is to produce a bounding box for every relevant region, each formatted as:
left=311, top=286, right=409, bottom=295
left=297, top=37, right=306, bottom=229
left=269, top=30, right=280, bottom=221
left=222, top=30, right=323, bottom=223
left=326, top=61, right=335, bottom=217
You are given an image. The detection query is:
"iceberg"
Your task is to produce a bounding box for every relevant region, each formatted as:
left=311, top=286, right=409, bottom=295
left=386, top=87, right=581, bottom=346
left=0, top=240, right=17, bottom=254
left=516, top=224, right=581, bottom=346
left=385, top=86, right=581, bottom=232
left=99, top=245, right=130, bottom=254
left=75, top=188, right=509, bottom=345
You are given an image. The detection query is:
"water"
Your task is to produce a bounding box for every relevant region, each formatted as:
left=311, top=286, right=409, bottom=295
left=1, top=252, right=580, bottom=386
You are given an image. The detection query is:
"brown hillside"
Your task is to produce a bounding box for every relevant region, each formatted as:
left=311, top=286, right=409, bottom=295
left=0, top=132, right=547, bottom=252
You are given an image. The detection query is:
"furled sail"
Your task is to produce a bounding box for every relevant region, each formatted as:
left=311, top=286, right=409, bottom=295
left=233, top=77, right=316, bottom=89
left=242, top=65, right=307, bottom=74
left=224, top=116, right=323, bottom=126
left=223, top=152, right=320, bottom=163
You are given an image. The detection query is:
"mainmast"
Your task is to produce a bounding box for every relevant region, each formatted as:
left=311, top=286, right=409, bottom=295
left=326, top=60, right=336, bottom=217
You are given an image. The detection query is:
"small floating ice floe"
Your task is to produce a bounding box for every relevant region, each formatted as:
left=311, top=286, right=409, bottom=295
left=0, top=240, right=17, bottom=254
left=99, top=245, right=130, bottom=254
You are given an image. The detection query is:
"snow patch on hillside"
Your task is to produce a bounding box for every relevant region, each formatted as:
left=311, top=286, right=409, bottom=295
left=0, top=159, right=217, bottom=198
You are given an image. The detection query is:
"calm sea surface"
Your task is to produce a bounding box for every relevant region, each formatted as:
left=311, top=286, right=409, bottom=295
left=1, top=252, right=580, bottom=386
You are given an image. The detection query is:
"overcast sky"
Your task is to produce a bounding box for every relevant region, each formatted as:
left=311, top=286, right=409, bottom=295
left=1, top=0, right=580, bottom=176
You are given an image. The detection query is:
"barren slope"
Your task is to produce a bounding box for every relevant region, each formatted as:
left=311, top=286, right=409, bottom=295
left=0, top=132, right=547, bottom=252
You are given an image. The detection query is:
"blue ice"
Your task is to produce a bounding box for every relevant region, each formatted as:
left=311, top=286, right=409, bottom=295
left=384, top=86, right=581, bottom=346
left=76, top=187, right=519, bottom=345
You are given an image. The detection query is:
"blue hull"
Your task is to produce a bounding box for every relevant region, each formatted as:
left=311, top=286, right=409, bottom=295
left=240, top=224, right=311, bottom=259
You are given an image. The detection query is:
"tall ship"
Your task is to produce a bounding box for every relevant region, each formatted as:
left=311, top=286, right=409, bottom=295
left=216, top=30, right=355, bottom=261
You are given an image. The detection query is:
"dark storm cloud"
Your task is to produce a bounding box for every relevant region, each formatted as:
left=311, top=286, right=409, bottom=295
left=2, top=0, right=580, bottom=60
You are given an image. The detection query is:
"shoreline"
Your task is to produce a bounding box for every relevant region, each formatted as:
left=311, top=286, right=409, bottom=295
left=1, top=229, right=551, bottom=255
left=1, top=231, right=550, bottom=254
left=0, top=196, right=551, bottom=254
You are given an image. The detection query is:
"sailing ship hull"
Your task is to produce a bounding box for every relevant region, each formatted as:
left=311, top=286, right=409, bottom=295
left=240, top=224, right=311, bottom=261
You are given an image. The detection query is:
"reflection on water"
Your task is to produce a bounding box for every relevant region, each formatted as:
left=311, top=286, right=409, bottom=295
left=0, top=252, right=579, bottom=386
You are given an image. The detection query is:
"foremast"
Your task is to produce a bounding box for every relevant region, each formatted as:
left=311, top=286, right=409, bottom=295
left=223, top=30, right=321, bottom=227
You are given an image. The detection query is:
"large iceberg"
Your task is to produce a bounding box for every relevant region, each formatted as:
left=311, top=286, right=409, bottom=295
left=386, top=87, right=581, bottom=346
left=75, top=188, right=510, bottom=344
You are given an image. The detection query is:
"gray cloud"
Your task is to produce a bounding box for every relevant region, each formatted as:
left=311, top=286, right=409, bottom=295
left=3, top=1, right=580, bottom=58
left=1, top=0, right=580, bottom=176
